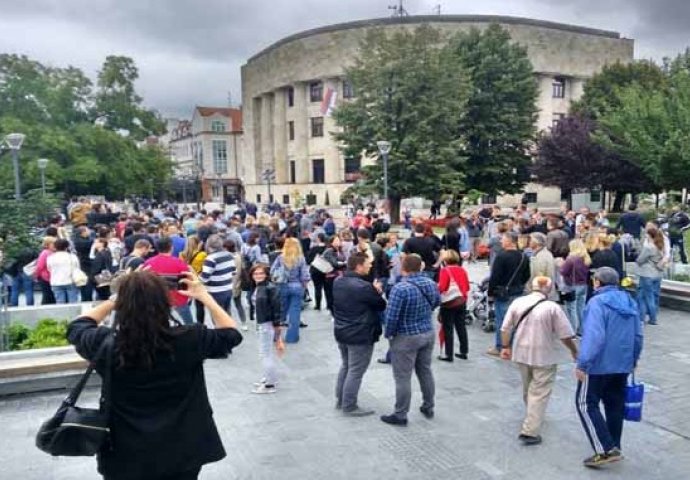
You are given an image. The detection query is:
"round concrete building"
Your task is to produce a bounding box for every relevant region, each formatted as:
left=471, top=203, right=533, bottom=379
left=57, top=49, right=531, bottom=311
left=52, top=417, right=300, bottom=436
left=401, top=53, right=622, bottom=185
left=241, top=15, right=634, bottom=208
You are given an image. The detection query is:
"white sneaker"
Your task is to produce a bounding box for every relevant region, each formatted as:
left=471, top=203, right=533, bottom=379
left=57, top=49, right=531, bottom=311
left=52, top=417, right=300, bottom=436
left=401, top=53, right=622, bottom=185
left=251, top=384, right=277, bottom=394
left=241, top=324, right=248, bottom=331
left=253, top=378, right=266, bottom=387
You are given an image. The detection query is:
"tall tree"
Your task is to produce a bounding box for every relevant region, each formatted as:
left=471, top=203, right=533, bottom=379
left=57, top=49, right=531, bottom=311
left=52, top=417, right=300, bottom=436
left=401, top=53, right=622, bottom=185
left=448, top=24, right=539, bottom=196
left=533, top=114, right=654, bottom=210
left=94, top=55, right=164, bottom=140
left=333, top=25, right=471, bottom=221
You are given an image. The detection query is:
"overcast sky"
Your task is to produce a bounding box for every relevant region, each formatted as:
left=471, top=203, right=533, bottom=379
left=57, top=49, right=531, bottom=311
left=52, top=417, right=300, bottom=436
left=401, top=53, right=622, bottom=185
left=1, top=0, right=688, bottom=118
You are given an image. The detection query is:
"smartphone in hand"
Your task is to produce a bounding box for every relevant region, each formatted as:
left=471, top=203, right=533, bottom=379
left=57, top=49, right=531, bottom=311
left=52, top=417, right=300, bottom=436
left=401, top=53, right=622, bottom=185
left=161, top=274, right=188, bottom=291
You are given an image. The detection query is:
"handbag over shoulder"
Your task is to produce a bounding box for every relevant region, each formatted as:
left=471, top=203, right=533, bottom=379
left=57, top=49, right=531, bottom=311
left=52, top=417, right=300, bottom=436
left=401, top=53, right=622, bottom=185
left=36, top=333, right=115, bottom=457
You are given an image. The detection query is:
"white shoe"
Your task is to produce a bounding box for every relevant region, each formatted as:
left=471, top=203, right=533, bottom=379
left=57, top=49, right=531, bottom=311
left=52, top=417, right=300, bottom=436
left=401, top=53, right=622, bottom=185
left=253, top=378, right=266, bottom=387
left=241, top=324, right=248, bottom=331
left=251, top=384, right=277, bottom=394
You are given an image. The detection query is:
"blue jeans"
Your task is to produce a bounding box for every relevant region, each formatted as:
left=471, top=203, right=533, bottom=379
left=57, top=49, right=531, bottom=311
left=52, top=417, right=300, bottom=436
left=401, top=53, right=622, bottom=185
left=637, top=276, right=661, bottom=324
left=52, top=284, right=80, bottom=304
left=494, top=295, right=520, bottom=349
left=281, top=283, right=304, bottom=343
left=174, top=304, right=195, bottom=325
left=10, top=272, right=34, bottom=306
left=564, top=284, right=588, bottom=334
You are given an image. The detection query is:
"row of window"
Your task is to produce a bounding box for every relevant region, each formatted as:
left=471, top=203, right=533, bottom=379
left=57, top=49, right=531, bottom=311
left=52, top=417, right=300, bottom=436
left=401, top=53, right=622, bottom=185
left=287, top=117, right=324, bottom=140
left=279, top=156, right=361, bottom=185
left=286, top=80, right=354, bottom=107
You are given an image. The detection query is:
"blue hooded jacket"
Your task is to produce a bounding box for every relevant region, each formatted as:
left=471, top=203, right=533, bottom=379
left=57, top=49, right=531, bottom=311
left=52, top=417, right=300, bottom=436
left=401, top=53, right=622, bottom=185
left=577, top=286, right=643, bottom=375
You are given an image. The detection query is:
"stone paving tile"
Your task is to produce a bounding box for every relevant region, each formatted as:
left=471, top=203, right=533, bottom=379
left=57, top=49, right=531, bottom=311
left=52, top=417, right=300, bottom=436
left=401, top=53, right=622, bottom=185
left=1, top=262, right=689, bottom=479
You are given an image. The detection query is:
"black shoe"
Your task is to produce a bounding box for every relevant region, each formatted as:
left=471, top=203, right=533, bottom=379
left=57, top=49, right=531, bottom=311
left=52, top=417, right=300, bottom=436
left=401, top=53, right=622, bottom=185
left=377, top=358, right=391, bottom=364
left=299, top=322, right=308, bottom=328
left=419, top=406, right=434, bottom=419
left=437, top=355, right=453, bottom=362
left=520, top=435, right=542, bottom=446
left=455, top=353, right=468, bottom=360
left=380, top=414, right=408, bottom=426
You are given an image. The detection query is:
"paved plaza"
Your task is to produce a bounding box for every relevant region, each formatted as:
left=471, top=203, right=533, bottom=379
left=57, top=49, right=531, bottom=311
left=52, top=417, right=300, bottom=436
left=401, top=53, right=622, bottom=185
left=1, top=263, right=689, bottom=479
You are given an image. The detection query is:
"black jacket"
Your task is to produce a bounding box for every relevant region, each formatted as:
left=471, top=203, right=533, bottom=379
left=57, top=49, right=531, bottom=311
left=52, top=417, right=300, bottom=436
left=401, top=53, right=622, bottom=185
left=91, top=249, right=115, bottom=279
left=73, top=234, right=94, bottom=273
left=489, top=249, right=531, bottom=298
left=333, top=272, right=386, bottom=345
left=67, top=318, right=242, bottom=479
left=254, top=282, right=282, bottom=325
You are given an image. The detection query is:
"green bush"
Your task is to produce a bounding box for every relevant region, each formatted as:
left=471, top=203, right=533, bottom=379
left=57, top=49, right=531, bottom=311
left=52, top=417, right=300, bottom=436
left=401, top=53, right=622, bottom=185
left=18, top=319, right=69, bottom=350
left=6, top=323, right=30, bottom=350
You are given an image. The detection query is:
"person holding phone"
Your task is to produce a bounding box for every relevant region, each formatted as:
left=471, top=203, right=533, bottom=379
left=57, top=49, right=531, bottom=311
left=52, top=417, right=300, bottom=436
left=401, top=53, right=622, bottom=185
left=143, top=236, right=193, bottom=325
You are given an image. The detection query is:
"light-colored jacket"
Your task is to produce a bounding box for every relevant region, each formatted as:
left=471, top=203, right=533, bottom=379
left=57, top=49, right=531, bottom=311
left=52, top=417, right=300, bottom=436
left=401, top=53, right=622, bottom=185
left=530, top=248, right=558, bottom=300
left=46, top=251, right=80, bottom=287
left=635, top=243, right=664, bottom=279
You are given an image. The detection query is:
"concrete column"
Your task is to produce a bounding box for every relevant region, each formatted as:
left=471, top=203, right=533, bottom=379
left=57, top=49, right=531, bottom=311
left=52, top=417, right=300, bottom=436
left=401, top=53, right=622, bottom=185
left=260, top=93, right=275, bottom=175
left=293, top=82, right=310, bottom=183
left=273, top=88, right=288, bottom=184
left=323, top=77, right=342, bottom=184
left=251, top=96, right=263, bottom=184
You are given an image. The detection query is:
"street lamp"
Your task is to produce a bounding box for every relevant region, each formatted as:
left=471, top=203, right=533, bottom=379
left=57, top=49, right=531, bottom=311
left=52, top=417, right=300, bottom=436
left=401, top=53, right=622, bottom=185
left=4, top=133, right=25, bottom=200
left=376, top=140, right=391, bottom=202
left=37, top=158, right=49, bottom=197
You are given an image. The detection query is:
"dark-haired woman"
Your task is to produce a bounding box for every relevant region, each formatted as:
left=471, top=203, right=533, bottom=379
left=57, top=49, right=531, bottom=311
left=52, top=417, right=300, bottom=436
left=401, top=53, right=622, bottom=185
left=250, top=264, right=283, bottom=394
left=67, top=271, right=242, bottom=480
left=91, top=238, right=116, bottom=301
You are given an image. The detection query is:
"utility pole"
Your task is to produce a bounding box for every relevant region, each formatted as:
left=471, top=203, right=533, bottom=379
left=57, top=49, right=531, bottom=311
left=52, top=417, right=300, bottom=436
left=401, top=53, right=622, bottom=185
left=388, top=0, right=408, bottom=17
left=433, top=4, right=441, bottom=15
left=261, top=168, right=276, bottom=204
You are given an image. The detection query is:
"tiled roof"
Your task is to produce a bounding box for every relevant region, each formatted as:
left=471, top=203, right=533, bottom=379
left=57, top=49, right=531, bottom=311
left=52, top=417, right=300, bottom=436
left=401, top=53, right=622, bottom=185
left=195, top=106, right=243, bottom=132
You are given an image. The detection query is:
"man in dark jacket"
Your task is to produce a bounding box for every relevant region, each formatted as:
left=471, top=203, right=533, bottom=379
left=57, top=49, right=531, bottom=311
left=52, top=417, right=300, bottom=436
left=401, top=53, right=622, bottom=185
left=333, top=252, right=386, bottom=416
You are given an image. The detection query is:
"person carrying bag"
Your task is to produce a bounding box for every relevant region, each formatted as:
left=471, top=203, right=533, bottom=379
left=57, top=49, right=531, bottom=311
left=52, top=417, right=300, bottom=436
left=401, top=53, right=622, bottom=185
left=436, top=250, right=470, bottom=362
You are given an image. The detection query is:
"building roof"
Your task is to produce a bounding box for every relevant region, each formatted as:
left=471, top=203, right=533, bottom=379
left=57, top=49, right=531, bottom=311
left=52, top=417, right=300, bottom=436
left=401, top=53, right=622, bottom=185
left=195, top=106, right=243, bottom=132
left=247, top=14, right=624, bottom=63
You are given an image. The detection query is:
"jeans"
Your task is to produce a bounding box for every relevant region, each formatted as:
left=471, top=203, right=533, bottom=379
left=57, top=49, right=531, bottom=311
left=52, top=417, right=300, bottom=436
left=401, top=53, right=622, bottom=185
left=390, top=331, right=435, bottom=419
left=80, top=281, right=94, bottom=302
left=232, top=294, right=247, bottom=324
left=52, top=284, right=80, bottom=304
left=576, top=373, right=627, bottom=455
left=564, top=284, right=587, bottom=334
left=174, top=304, right=195, bottom=325
left=335, top=343, right=374, bottom=411
left=10, top=272, right=34, bottom=306
left=281, top=283, right=304, bottom=343
left=494, top=295, right=520, bottom=349
left=637, top=276, right=661, bottom=324
left=258, top=322, right=279, bottom=385
left=439, top=305, right=468, bottom=357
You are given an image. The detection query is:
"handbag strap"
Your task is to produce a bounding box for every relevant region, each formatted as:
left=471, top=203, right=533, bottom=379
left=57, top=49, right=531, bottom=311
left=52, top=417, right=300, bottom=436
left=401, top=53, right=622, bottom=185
left=505, top=253, right=526, bottom=290
left=408, top=280, right=433, bottom=307
left=66, top=334, right=114, bottom=408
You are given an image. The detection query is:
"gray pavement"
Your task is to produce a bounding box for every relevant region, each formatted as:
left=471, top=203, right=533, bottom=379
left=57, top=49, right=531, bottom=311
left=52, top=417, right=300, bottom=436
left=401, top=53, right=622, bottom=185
left=1, top=262, right=689, bottom=479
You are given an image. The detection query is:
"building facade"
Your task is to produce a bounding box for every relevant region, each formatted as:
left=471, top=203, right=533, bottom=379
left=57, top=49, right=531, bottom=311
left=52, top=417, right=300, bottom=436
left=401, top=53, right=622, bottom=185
left=241, top=15, right=634, bottom=208
left=169, top=107, right=244, bottom=203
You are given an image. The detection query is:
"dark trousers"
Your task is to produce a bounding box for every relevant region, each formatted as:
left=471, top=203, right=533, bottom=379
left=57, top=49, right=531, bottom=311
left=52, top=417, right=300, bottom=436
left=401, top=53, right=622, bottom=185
left=312, top=271, right=326, bottom=309
left=324, top=276, right=335, bottom=312
left=95, top=285, right=111, bottom=301
left=671, top=235, right=687, bottom=264
left=440, top=305, right=468, bottom=357
left=80, top=281, right=94, bottom=302
left=105, top=466, right=201, bottom=480
left=194, top=299, right=205, bottom=324
left=38, top=279, right=56, bottom=305
left=576, top=373, right=627, bottom=455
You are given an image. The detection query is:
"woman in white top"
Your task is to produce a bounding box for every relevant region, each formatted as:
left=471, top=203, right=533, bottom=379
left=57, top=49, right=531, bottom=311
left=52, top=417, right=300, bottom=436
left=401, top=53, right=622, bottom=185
left=46, top=238, right=81, bottom=303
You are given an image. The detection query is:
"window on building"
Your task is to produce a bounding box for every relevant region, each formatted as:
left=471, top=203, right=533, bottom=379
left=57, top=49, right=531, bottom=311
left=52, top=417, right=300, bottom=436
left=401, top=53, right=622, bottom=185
left=211, top=185, right=220, bottom=198
left=344, top=156, right=361, bottom=183
left=343, top=80, right=354, bottom=99
left=309, top=81, right=323, bottom=103
left=590, top=189, right=601, bottom=203
left=552, top=113, right=565, bottom=128
left=287, top=86, right=295, bottom=107
left=312, top=159, right=325, bottom=184
left=552, top=77, right=566, bottom=98
left=523, top=192, right=538, bottom=204
left=283, top=194, right=290, bottom=205
left=311, top=117, right=324, bottom=137
left=288, top=121, right=295, bottom=141
left=211, top=120, right=226, bottom=132
left=561, top=188, right=571, bottom=201
left=212, top=140, right=228, bottom=174
left=256, top=194, right=262, bottom=203
left=289, top=160, right=296, bottom=184
left=482, top=194, right=497, bottom=204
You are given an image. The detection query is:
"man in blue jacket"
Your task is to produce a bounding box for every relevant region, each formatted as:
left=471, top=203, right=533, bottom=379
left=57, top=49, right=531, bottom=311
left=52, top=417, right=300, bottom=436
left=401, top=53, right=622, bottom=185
left=575, top=267, right=643, bottom=468
left=333, top=252, right=387, bottom=416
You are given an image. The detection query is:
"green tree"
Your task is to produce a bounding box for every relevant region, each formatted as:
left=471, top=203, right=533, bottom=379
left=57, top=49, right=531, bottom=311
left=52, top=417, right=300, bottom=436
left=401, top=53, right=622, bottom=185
left=94, top=55, right=165, bottom=140
left=333, top=25, right=470, bottom=221
left=448, top=24, right=539, bottom=196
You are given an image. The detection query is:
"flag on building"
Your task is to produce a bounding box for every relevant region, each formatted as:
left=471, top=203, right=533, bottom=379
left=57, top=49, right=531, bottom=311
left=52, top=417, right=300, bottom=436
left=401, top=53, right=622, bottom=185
left=320, top=87, right=337, bottom=117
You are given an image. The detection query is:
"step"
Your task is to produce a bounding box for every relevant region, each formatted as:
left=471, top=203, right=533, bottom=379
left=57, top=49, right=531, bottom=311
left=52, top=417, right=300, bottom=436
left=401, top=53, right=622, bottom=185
left=0, top=353, right=88, bottom=379
left=0, top=369, right=101, bottom=397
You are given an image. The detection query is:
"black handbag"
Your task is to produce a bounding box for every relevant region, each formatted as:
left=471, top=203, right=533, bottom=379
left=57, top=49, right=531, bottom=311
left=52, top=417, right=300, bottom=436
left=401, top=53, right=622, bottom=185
left=494, top=254, right=526, bottom=300
left=36, top=334, right=114, bottom=456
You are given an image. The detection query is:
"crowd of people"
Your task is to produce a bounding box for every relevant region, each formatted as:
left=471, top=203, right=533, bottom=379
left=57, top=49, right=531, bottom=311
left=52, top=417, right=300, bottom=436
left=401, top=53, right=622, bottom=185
left=3, top=195, right=684, bottom=477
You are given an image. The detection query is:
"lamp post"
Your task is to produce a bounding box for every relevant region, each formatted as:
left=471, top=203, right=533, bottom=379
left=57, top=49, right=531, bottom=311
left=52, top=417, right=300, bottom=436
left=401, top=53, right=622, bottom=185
left=4, top=133, right=25, bottom=200
left=37, top=158, right=49, bottom=197
left=376, top=140, right=391, bottom=202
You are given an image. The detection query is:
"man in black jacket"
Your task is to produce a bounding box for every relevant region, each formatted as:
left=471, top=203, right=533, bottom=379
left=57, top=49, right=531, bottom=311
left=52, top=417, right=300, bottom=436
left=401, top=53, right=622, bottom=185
left=333, top=252, right=386, bottom=416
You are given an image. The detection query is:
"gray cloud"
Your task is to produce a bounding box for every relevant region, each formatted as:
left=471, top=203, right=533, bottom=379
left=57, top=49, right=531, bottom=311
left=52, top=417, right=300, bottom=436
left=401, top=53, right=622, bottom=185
left=0, top=0, right=687, bottom=117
